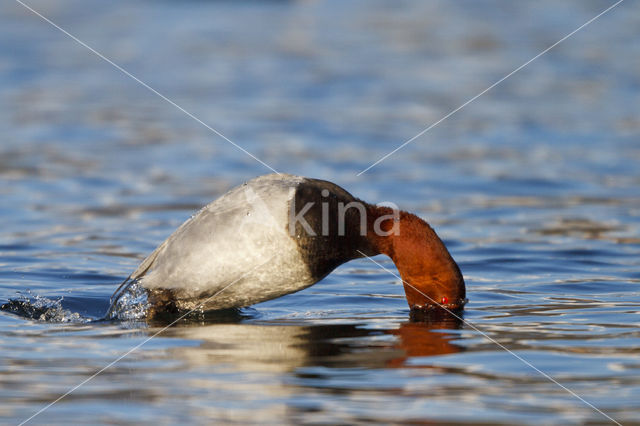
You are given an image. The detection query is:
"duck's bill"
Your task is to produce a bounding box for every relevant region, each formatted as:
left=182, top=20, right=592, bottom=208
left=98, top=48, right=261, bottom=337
left=408, top=298, right=467, bottom=323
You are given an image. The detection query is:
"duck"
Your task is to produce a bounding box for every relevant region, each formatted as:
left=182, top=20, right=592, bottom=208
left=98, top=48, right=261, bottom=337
left=108, top=173, right=466, bottom=318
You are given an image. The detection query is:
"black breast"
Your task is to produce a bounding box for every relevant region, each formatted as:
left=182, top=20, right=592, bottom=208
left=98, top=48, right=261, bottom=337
left=290, top=178, right=375, bottom=281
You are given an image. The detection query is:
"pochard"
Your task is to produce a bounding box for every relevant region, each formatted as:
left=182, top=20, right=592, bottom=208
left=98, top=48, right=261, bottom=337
left=109, top=174, right=466, bottom=318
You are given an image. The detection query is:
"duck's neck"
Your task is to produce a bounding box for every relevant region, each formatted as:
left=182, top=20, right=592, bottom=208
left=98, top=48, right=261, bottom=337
left=363, top=204, right=465, bottom=308
left=362, top=203, right=398, bottom=256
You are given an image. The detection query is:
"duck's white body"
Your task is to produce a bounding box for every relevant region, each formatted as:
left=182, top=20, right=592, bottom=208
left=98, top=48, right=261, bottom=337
left=128, top=174, right=320, bottom=311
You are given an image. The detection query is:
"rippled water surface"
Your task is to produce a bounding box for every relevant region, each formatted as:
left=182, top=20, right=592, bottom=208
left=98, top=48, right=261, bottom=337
left=1, top=0, right=640, bottom=424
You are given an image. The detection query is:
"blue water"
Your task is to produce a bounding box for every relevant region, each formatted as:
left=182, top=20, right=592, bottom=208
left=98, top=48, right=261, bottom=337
left=1, top=0, right=639, bottom=424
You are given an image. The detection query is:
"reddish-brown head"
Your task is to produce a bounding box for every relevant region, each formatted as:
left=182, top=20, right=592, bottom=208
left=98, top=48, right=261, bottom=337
left=367, top=208, right=466, bottom=310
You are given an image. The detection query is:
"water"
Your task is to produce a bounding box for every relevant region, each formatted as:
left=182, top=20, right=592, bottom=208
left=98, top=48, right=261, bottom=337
left=1, top=0, right=639, bottom=423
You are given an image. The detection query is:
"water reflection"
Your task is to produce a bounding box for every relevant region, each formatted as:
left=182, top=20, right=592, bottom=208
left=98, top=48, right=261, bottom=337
left=387, top=316, right=464, bottom=367
left=162, top=312, right=463, bottom=373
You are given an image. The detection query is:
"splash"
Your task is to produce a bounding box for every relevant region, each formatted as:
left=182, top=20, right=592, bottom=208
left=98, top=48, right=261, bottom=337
left=106, top=280, right=150, bottom=320
left=0, top=291, right=90, bottom=323
left=1, top=281, right=151, bottom=323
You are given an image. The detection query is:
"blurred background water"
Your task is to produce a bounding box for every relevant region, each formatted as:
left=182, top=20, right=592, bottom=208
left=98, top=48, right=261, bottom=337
left=1, top=0, right=639, bottom=424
